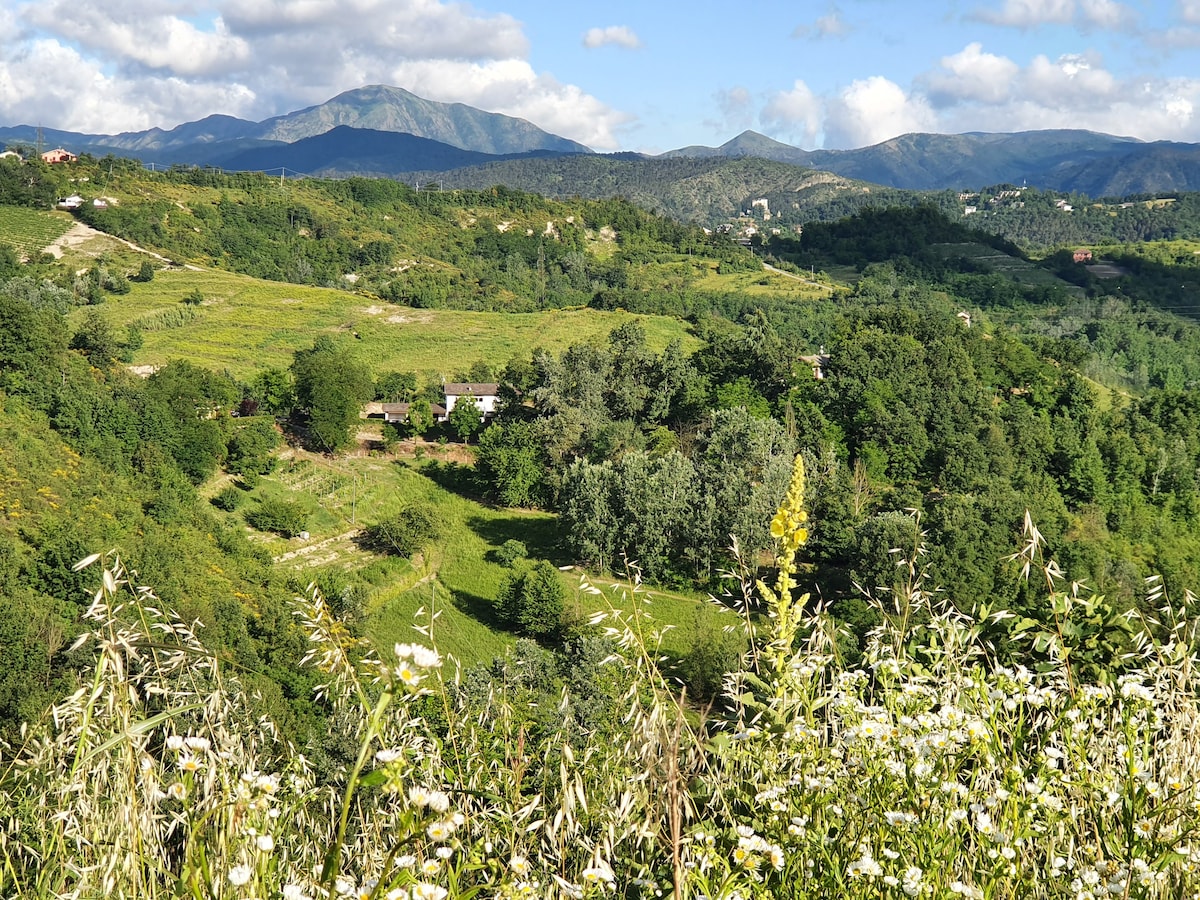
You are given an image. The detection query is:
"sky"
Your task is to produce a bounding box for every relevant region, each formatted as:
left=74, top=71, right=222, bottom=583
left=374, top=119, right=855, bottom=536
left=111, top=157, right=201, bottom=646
left=1, top=0, right=1198, bottom=153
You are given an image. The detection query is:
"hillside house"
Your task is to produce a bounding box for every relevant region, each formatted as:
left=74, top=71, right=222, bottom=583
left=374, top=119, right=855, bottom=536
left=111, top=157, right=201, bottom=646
left=1073, top=249, right=1093, bottom=263
left=0, top=150, right=21, bottom=161
left=443, top=383, right=500, bottom=420
left=56, top=195, right=84, bottom=209
left=798, top=351, right=830, bottom=381
left=41, top=148, right=77, bottom=164
left=380, top=401, right=446, bottom=423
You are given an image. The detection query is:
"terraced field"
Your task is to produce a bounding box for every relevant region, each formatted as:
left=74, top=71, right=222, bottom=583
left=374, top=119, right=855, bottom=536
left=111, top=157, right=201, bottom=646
left=0, top=206, right=74, bottom=259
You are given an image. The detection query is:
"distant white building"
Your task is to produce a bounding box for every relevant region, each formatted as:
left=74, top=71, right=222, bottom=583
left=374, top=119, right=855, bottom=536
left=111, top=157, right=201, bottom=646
left=442, top=383, right=500, bottom=420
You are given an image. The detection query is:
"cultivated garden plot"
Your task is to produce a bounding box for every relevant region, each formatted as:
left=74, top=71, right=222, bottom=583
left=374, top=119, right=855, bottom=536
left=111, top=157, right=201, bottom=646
left=0, top=206, right=73, bottom=259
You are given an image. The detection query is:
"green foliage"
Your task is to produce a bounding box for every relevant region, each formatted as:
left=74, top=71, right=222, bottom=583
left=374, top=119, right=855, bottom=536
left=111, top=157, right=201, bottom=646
left=245, top=497, right=309, bottom=537
left=226, top=419, right=279, bottom=477
left=475, top=421, right=548, bottom=508
left=133, top=260, right=156, bottom=282
left=446, top=393, right=482, bottom=443
left=495, top=559, right=566, bottom=638
left=362, top=504, right=439, bottom=558
left=211, top=483, right=245, bottom=511
left=493, top=538, right=528, bottom=567
left=182, top=287, right=204, bottom=306
left=405, top=398, right=433, bottom=437
left=291, top=338, right=374, bottom=453
left=373, top=370, right=416, bottom=402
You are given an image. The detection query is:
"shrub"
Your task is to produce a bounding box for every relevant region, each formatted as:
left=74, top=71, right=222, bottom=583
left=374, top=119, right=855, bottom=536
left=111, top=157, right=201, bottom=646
left=244, top=497, right=308, bottom=537
left=496, top=559, right=566, bottom=639
left=211, top=484, right=244, bottom=511
left=361, top=504, right=438, bottom=557
left=13, top=460, right=1200, bottom=900
left=494, top=538, right=528, bottom=567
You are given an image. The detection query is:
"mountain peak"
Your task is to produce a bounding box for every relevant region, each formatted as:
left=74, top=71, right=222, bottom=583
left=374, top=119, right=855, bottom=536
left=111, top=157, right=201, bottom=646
left=254, top=84, right=592, bottom=156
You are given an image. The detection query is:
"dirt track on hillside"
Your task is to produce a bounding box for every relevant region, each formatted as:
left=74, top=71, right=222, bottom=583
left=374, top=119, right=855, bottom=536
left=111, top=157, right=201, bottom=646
left=44, top=220, right=203, bottom=269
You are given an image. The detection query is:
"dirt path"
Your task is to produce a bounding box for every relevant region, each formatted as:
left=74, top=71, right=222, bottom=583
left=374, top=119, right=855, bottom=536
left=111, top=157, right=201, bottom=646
left=274, top=529, right=360, bottom=565
left=44, top=220, right=203, bottom=269
left=762, top=262, right=829, bottom=290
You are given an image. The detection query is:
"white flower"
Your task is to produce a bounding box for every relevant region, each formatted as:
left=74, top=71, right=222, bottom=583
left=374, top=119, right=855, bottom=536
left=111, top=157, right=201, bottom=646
left=184, top=736, right=212, bottom=752
left=166, top=781, right=187, bottom=801
left=396, top=663, right=423, bottom=688
left=510, top=855, right=531, bottom=876
left=166, top=735, right=185, bottom=751
left=582, top=861, right=615, bottom=885
left=376, top=748, right=402, bottom=764
left=256, top=833, right=275, bottom=852
left=228, top=864, right=252, bottom=886
left=411, top=882, right=447, bottom=900
left=283, top=884, right=311, bottom=900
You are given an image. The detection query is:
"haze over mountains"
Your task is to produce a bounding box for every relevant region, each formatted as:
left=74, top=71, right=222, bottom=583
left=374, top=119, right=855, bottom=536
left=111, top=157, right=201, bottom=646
left=3, top=84, right=1199, bottom=207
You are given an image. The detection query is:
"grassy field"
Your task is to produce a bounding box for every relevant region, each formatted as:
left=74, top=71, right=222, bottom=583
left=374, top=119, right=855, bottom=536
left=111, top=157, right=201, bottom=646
left=690, top=259, right=835, bottom=298
left=0, top=206, right=74, bottom=259
left=930, top=241, right=1083, bottom=293
left=82, top=267, right=701, bottom=379
left=214, top=443, right=724, bottom=669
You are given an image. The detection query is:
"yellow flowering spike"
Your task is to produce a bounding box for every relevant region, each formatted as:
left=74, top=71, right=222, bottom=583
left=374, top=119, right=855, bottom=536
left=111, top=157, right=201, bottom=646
left=759, top=455, right=811, bottom=697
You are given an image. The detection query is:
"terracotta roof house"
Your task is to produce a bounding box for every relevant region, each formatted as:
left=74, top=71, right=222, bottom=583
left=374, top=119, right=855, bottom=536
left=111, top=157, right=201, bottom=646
left=41, top=148, right=77, bottom=164
left=1073, top=249, right=1093, bottom=263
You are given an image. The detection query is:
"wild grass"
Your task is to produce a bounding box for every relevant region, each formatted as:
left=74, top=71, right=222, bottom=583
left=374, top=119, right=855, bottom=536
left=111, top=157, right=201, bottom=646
left=689, top=260, right=833, bottom=299
left=79, top=267, right=700, bottom=379
left=7, top=457, right=1200, bottom=898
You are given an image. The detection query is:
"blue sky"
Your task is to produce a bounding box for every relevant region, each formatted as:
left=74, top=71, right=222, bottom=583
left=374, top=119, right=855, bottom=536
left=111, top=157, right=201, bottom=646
left=1, top=0, right=1197, bottom=152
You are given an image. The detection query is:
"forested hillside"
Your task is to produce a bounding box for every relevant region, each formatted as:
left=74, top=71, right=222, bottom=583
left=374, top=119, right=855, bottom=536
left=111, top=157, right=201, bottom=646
left=2, top=151, right=1200, bottom=747
left=9, top=149, right=1200, bottom=897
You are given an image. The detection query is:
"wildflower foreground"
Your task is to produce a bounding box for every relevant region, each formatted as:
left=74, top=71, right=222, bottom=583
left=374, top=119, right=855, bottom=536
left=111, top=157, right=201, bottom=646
left=5, top=458, right=1200, bottom=899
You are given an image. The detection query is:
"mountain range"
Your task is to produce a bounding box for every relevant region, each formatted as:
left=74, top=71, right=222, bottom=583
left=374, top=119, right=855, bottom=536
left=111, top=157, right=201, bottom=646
left=3, top=84, right=1199, bottom=215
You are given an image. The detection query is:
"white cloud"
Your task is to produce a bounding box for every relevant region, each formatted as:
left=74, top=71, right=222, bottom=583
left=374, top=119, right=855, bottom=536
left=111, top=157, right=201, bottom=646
left=915, top=45, right=1200, bottom=142
left=977, top=0, right=1075, bottom=27
left=24, top=0, right=250, bottom=77
left=823, top=76, right=937, bottom=148
left=1183, top=0, right=1200, bottom=24
left=582, top=25, right=641, bottom=50
left=0, top=37, right=257, bottom=133
left=925, top=42, right=1020, bottom=105
left=1078, top=0, right=1131, bottom=28
left=0, top=0, right=624, bottom=148
left=760, top=81, right=823, bottom=146
left=791, top=6, right=850, bottom=39
left=709, top=86, right=755, bottom=135
left=975, top=0, right=1132, bottom=28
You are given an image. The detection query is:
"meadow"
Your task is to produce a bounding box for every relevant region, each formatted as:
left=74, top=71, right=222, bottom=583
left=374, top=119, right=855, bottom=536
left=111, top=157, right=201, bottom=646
left=81, top=266, right=701, bottom=379
left=215, top=439, right=723, bottom=669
